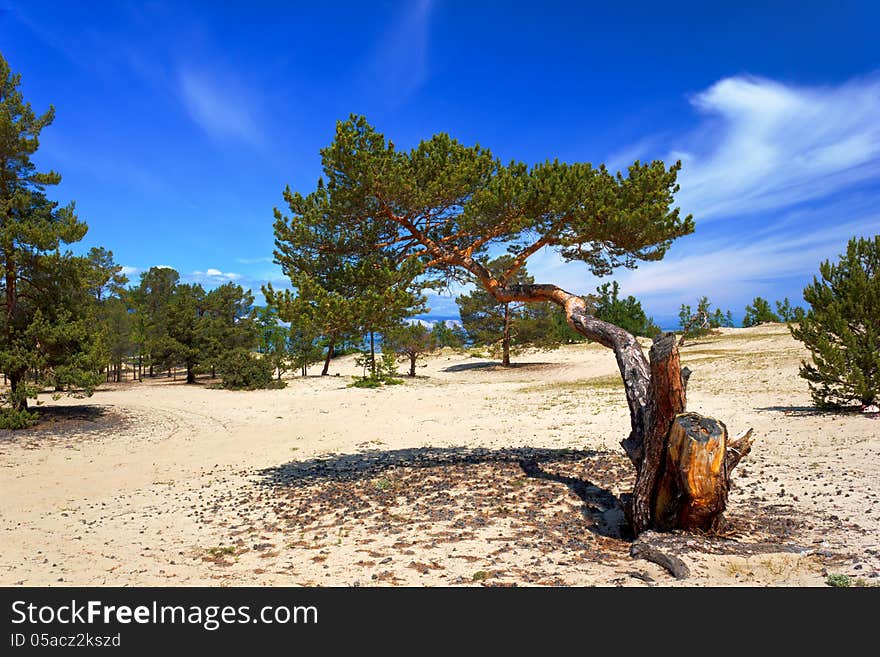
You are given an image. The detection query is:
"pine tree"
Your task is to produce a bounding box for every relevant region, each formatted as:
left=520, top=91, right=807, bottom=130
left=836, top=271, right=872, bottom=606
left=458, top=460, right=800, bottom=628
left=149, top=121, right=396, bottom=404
left=790, top=236, right=880, bottom=408
left=271, top=176, right=424, bottom=378
left=743, top=296, right=780, bottom=327
left=775, top=297, right=806, bottom=323
left=131, top=266, right=179, bottom=377
left=0, top=52, right=103, bottom=418
left=384, top=321, right=435, bottom=376
left=164, top=283, right=206, bottom=384
left=594, top=281, right=659, bottom=337
left=280, top=114, right=759, bottom=534
left=200, top=282, right=256, bottom=378
left=678, top=296, right=732, bottom=343
left=255, top=304, right=289, bottom=380
left=430, top=320, right=466, bottom=349
left=456, top=255, right=538, bottom=366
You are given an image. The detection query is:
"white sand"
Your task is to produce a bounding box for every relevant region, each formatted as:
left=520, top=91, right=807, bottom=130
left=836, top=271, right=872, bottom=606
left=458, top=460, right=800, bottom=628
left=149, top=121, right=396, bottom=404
left=1, top=324, right=878, bottom=586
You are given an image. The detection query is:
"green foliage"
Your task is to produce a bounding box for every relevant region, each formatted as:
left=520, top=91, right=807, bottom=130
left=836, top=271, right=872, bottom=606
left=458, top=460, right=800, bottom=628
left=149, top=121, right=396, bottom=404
left=270, top=165, right=427, bottom=376
left=430, top=320, right=466, bottom=349
left=130, top=266, right=180, bottom=375
left=0, top=405, right=39, bottom=429
left=279, top=114, right=691, bottom=352
left=254, top=305, right=289, bottom=379
left=288, top=322, right=324, bottom=376
left=216, top=349, right=284, bottom=390
left=826, top=574, right=852, bottom=588
left=743, top=297, right=780, bottom=327
left=0, top=53, right=108, bottom=413
left=678, top=296, right=734, bottom=340
left=320, top=114, right=693, bottom=279
left=790, top=236, right=880, bottom=408
left=350, top=376, right=382, bottom=388
left=594, top=281, right=660, bottom=337
left=377, top=349, right=402, bottom=382
left=775, top=297, right=806, bottom=323
left=383, top=321, right=435, bottom=376
left=163, top=283, right=205, bottom=382
left=200, top=282, right=257, bottom=376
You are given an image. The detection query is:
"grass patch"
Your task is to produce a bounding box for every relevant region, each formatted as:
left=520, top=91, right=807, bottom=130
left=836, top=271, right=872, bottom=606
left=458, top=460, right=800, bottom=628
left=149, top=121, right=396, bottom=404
left=826, top=573, right=852, bottom=587
left=520, top=373, right=623, bottom=394
left=350, top=377, right=382, bottom=389
left=206, top=546, right=235, bottom=557
left=374, top=477, right=393, bottom=491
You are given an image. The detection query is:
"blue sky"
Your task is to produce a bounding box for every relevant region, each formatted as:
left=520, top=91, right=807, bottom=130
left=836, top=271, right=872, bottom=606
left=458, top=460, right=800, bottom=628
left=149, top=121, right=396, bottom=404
left=2, top=1, right=879, bottom=327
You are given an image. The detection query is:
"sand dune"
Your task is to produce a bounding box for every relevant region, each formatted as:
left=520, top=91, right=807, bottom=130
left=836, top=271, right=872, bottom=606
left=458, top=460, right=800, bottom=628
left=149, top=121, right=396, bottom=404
left=1, top=324, right=878, bottom=586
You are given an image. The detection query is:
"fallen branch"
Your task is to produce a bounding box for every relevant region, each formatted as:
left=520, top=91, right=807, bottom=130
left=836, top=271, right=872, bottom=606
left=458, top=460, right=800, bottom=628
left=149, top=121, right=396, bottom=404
left=630, top=532, right=691, bottom=580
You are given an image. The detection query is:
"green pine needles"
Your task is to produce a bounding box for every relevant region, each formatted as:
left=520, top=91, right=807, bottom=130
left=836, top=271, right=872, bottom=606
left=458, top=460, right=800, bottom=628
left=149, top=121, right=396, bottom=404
left=791, top=235, right=880, bottom=408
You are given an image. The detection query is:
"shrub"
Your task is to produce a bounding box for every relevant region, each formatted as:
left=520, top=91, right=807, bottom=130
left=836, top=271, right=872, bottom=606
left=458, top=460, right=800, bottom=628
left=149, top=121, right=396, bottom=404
left=216, top=349, right=285, bottom=390
left=0, top=406, right=39, bottom=430
left=791, top=236, right=880, bottom=408
left=826, top=574, right=852, bottom=588
left=350, top=377, right=382, bottom=389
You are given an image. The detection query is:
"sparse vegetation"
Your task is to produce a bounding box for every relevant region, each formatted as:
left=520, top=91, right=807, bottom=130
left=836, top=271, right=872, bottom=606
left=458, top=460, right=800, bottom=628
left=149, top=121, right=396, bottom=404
left=826, top=573, right=852, bottom=587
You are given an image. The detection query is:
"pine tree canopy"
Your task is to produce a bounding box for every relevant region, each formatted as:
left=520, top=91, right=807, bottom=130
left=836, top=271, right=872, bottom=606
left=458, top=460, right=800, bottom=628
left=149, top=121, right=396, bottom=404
left=307, top=114, right=693, bottom=304
left=791, top=235, right=880, bottom=408
left=0, top=51, right=104, bottom=414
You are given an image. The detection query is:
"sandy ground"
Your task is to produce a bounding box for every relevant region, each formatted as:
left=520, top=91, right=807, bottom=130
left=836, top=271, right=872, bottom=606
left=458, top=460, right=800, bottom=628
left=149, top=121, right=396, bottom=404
left=1, top=324, right=878, bottom=587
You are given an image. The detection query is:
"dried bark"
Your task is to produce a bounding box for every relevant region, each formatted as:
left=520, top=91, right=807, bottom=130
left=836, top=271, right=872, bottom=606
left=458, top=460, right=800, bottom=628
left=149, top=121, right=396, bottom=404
left=630, top=533, right=691, bottom=579
left=492, top=284, right=755, bottom=534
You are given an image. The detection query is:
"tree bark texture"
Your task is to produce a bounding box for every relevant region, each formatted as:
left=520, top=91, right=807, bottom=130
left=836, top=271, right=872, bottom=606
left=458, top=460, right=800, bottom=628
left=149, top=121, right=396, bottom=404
left=502, top=302, right=511, bottom=367
left=486, top=282, right=753, bottom=534
left=322, top=339, right=335, bottom=376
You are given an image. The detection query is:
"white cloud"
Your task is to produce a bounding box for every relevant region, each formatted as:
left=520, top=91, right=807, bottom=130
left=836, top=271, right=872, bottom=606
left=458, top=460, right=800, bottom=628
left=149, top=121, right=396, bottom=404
left=189, top=268, right=242, bottom=283
left=522, top=208, right=880, bottom=312
left=673, top=74, right=880, bottom=221
left=178, top=68, right=263, bottom=145
left=120, top=265, right=140, bottom=276
left=235, top=256, right=275, bottom=265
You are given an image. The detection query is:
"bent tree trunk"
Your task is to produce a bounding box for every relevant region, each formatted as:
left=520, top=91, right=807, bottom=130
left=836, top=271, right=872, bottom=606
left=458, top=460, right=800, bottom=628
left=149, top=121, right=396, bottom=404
left=494, top=283, right=754, bottom=535
left=322, top=339, right=335, bottom=376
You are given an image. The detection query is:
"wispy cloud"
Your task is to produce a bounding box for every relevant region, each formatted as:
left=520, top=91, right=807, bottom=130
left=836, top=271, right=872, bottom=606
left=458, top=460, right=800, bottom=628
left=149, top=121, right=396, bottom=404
left=518, top=73, right=880, bottom=316
left=673, top=74, right=880, bottom=221
left=235, top=256, right=275, bottom=265
left=178, top=68, right=263, bottom=146
left=616, top=214, right=880, bottom=305
left=526, top=205, right=880, bottom=311
left=360, top=0, right=435, bottom=105
left=188, top=268, right=243, bottom=284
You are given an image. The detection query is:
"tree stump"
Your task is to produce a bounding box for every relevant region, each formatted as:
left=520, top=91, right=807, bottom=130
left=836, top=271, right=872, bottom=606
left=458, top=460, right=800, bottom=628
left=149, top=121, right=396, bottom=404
left=624, top=334, right=755, bottom=534
left=653, top=413, right=728, bottom=531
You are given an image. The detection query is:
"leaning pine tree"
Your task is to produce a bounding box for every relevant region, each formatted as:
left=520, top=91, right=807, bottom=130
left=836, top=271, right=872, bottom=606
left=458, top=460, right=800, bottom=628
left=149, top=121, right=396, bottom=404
left=275, top=115, right=756, bottom=535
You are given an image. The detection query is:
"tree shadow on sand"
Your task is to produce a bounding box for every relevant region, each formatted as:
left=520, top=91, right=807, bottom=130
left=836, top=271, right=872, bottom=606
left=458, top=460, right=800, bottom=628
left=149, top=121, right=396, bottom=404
left=755, top=405, right=828, bottom=417
left=442, top=361, right=557, bottom=373
left=257, top=446, right=631, bottom=540
left=0, top=405, right=124, bottom=444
